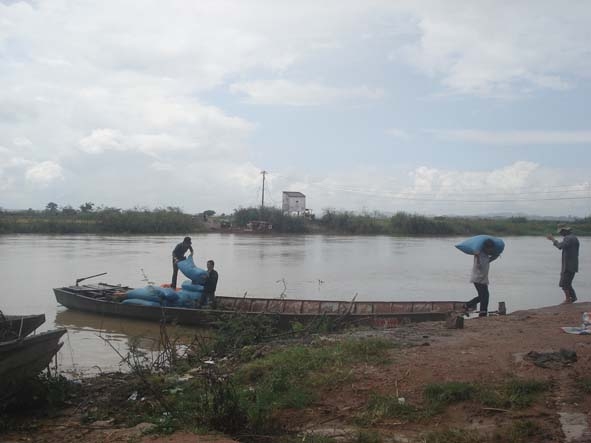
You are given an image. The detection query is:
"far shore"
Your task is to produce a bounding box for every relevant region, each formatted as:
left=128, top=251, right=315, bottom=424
left=2, top=206, right=590, bottom=237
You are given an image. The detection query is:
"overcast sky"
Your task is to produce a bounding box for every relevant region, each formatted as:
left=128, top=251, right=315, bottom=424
left=1, top=0, right=590, bottom=217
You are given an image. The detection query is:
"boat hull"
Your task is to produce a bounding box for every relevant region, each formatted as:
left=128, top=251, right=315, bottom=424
left=0, top=329, right=66, bottom=402
left=0, top=314, right=46, bottom=341
left=54, top=284, right=464, bottom=328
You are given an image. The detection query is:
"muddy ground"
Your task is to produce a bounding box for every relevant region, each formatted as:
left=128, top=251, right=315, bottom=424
left=3, top=302, right=591, bottom=443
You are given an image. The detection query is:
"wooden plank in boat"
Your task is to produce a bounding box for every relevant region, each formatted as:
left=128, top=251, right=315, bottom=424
left=373, top=302, right=395, bottom=313
left=318, top=302, right=339, bottom=314
left=431, top=302, right=457, bottom=312
left=216, top=298, right=236, bottom=310
left=249, top=299, right=268, bottom=312
left=283, top=301, right=303, bottom=314
left=390, top=303, right=414, bottom=312
left=412, top=302, right=434, bottom=312
left=266, top=299, right=284, bottom=313
left=354, top=303, right=374, bottom=314
left=235, top=299, right=252, bottom=311
left=302, top=301, right=321, bottom=314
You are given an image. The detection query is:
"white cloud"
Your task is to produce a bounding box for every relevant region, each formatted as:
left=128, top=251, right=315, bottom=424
left=432, top=130, right=591, bottom=145
left=230, top=79, right=384, bottom=106
left=25, top=161, right=63, bottom=186
left=13, top=137, right=32, bottom=147
left=386, top=128, right=410, bottom=139
left=79, top=129, right=196, bottom=156
left=403, top=162, right=540, bottom=196
left=150, top=162, right=173, bottom=172
left=397, top=1, right=591, bottom=96
left=79, top=129, right=125, bottom=154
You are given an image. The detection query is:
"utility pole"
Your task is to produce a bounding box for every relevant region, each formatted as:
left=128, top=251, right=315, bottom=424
left=260, top=170, right=267, bottom=208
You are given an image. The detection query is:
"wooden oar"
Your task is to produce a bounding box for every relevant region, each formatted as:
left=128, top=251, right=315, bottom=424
left=75, top=272, right=107, bottom=286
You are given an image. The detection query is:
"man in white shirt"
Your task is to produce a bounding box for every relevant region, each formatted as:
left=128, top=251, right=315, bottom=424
left=464, top=239, right=499, bottom=317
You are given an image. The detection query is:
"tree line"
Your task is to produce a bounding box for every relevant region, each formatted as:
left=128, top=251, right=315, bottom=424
left=231, top=206, right=591, bottom=236
left=1, top=203, right=590, bottom=236
left=0, top=203, right=205, bottom=234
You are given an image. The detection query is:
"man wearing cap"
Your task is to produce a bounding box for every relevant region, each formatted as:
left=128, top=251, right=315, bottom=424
left=171, top=236, right=194, bottom=289
left=547, top=224, right=580, bottom=304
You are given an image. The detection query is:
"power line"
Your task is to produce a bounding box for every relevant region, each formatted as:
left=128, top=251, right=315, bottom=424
left=307, top=181, right=589, bottom=197
left=264, top=170, right=591, bottom=203
left=348, top=188, right=587, bottom=197
left=305, top=182, right=591, bottom=203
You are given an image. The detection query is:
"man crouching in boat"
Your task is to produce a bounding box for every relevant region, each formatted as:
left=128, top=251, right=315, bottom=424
left=171, top=236, right=194, bottom=289
left=201, top=260, right=219, bottom=307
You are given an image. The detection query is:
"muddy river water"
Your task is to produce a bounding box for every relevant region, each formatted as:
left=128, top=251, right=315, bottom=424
left=0, top=233, right=588, bottom=374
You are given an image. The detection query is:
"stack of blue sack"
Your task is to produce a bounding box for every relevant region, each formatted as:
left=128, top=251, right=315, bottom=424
left=176, top=256, right=207, bottom=307
left=121, top=257, right=207, bottom=308
left=122, top=285, right=179, bottom=307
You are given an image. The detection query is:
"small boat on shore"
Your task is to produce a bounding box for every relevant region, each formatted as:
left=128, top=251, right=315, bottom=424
left=0, top=328, right=67, bottom=402
left=0, top=313, right=46, bottom=341
left=54, top=283, right=465, bottom=328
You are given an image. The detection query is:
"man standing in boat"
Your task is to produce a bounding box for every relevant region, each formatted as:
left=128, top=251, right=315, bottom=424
left=547, top=224, right=580, bottom=304
left=201, top=260, right=218, bottom=307
left=171, top=236, right=194, bottom=289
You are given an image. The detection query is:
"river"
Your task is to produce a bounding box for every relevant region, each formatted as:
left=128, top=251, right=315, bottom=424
left=0, top=234, right=588, bottom=374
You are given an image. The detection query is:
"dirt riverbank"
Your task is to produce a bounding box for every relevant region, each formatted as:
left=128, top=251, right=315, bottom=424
left=3, top=302, right=591, bottom=443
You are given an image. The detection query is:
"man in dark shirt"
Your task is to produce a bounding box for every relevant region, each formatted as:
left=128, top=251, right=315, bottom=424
left=547, top=224, right=580, bottom=304
left=201, top=260, right=219, bottom=307
left=171, top=236, right=194, bottom=289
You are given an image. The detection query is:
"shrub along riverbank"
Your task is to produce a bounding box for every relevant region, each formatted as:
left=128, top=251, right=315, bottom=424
left=2, top=204, right=590, bottom=236
left=232, top=206, right=591, bottom=236
left=0, top=207, right=206, bottom=234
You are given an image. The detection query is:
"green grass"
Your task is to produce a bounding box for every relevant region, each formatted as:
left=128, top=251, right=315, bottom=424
left=356, top=394, right=424, bottom=424
left=575, top=376, right=591, bottom=394
left=235, top=338, right=395, bottom=386
left=424, top=382, right=476, bottom=411
left=358, top=382, right=477, bottom=425
left=357, top=378, right=550, bottom=427
left=234, top=338, right=396, bottom=433
left=478, top=379, right=550, bottom=409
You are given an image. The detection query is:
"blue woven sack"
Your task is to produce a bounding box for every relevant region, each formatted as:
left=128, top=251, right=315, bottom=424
left=158, top=287, right=179, bottom=303
left=182, top=280, right=205, bottom=292
left=455, top=235, right=505, bottom=256
left=176, top=290, right=203, bottom=307
left=122, top=298, right=162, bottom=307
left=177, top=256, right=207, bottom=282
left=125, top=286, right=162, bottom=303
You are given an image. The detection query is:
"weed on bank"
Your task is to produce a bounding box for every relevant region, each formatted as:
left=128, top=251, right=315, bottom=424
left=59, top=314, right=397, bottom=440
left=357, top=379, right=551, bottom=425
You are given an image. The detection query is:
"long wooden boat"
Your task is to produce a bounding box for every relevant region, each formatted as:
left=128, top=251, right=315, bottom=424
left=54, top=283, right=465, bottom=328
left=0, top=314, right=46, bottom=341
left=0, top=328, right=67, bottom=402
